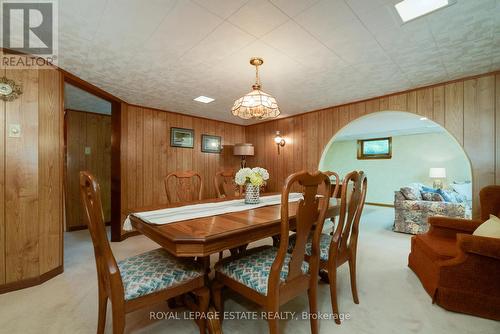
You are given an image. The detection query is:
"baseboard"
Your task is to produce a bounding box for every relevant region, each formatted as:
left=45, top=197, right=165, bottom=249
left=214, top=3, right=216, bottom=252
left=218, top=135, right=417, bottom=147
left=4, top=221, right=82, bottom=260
left=366, top=202, right=394, bottom=208
left=0, top=265, right=64, bottom=295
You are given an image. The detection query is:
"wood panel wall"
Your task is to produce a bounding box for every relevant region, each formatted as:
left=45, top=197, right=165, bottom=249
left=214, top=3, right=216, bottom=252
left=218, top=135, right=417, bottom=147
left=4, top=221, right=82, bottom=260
left=246, top=73, right=500, bottom=217
left=65, top=110, right=111, bottom=230
left=120, top=105, right=245, bottom=228
left=0, top=67, right=63, bottom=287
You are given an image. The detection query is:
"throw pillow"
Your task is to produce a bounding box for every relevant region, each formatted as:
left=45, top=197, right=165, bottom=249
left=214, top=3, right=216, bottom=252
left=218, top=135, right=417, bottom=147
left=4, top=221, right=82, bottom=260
left=400, top=187, right=421, bottom=200
left=422, top=192, right=444, bottom=202
left=437, top=189, right=455, bottom=202
left=421, top=185, right=439, bottom=194
left=473, top=215, right=500, bottom=239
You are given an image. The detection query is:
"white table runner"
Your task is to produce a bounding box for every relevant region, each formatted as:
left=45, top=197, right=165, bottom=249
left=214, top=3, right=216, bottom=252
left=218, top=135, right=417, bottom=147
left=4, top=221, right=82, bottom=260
left=123, top=193, right=303, bottom=231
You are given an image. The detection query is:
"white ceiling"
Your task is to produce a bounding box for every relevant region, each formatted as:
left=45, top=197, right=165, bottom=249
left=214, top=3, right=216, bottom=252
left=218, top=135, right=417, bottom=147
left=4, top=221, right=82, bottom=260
left=334, top=111, right=443, bottom=141
left=58, top=0, right=500, bottom=125
left=64, top=83, right=112, bottom=115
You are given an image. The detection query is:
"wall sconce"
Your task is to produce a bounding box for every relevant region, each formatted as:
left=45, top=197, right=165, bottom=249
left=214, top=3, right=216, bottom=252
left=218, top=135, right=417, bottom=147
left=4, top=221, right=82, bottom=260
left=274, top=131, right=286, bottom=154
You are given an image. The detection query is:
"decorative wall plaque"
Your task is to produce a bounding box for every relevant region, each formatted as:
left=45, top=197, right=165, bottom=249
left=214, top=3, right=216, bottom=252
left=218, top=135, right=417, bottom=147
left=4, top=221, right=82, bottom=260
left=0, top=77, right=23, bottom=102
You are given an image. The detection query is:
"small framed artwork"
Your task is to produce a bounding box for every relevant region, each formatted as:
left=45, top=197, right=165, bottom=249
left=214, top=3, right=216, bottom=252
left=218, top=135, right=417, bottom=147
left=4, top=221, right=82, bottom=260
left=357, top=137, right=392, bottom=159
left=201, top=134, right=222, bottom=153
left=170, top=127, right=194, bottom=148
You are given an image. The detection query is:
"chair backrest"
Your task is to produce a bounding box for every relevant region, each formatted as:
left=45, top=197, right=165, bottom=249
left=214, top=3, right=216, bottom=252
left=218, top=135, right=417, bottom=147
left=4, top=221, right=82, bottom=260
left=165, top=171, right=203, bottom=203
left=479, top=185, right=500, bottom=221
left=214, top=170, right=241, bottom=198
left=268, top=171, right=331, bottom=294
left=79, top=171, right=124, bottom=299
left=323, top=171, right=341, bottom=199
left=331, top=171, right=368, bottom=261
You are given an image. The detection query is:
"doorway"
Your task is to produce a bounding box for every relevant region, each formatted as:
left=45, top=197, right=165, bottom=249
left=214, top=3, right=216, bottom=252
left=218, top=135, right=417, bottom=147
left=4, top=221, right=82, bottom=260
left=64, top=83, right=112, bottom=230
left=64, top=82, right=112, bottom=230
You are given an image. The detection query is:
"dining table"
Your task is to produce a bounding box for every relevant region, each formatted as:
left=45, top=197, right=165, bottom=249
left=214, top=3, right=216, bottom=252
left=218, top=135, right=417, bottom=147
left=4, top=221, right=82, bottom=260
left=127, top=193, right=341, bottom=334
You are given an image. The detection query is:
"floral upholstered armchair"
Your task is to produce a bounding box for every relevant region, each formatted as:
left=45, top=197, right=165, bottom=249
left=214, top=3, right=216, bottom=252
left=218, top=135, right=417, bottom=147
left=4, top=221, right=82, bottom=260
left=394, top=185, right=470, bottom=234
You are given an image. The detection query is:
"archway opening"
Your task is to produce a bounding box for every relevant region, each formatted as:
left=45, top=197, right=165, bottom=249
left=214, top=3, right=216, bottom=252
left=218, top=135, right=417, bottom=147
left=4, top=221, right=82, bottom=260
left=319, top=111, right=473, bottom=234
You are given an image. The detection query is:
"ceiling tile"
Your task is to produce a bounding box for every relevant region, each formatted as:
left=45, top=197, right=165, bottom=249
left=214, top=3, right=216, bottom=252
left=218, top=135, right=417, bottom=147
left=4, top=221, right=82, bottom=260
left=92, top=0, right=177, bottom=50
left=294, top=0, right=359, bottom=39
left=270, top=0, right=319, bottom=17
left=142, top=1, right=222, bottom=58
left=192, top=0, right=249, bottom=19
left=181, top=22, right=256, bottom=66
left=261, top=20, right=347, bottom=72
left=228, top=0, right=289, bottom=37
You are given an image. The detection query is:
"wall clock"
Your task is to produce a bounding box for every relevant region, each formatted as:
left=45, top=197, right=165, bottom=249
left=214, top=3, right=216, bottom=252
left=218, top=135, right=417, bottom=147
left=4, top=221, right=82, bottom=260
left=0, top=77, right=23, bottom=102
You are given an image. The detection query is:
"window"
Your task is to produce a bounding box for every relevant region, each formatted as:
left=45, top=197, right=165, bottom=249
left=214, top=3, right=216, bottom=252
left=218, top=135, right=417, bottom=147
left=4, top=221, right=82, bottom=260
left=357, top=137, right=392, bottom=160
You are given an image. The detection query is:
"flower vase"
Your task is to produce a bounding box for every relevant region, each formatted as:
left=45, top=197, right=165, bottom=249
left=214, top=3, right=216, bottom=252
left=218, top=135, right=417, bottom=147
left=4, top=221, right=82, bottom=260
left=245, top=184, right=260, bottom=204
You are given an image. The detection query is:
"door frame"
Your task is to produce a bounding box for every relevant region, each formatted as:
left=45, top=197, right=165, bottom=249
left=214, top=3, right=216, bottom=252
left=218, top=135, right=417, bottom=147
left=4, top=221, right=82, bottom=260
left=62, top=71, right=123, bottom=241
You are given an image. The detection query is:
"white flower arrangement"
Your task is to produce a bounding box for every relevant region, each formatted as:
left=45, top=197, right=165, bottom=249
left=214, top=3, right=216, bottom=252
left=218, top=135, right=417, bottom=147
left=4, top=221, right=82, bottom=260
left=235, top=167, right=269, bottom=187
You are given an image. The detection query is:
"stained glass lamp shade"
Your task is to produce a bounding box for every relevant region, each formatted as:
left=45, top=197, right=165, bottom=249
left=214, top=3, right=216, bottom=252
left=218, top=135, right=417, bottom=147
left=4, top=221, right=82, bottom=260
left=231, top=57, right=280, bottom=120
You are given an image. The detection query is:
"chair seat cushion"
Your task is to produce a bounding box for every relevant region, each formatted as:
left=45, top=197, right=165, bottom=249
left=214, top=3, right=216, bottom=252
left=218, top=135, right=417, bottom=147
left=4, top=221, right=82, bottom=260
left=216, top=246, right=309, bottom=295
left=414, top=234, right=457, bottom=262
left=288, top=233, right=332, bottom=261
left=118, top=248, right=203, bottom=301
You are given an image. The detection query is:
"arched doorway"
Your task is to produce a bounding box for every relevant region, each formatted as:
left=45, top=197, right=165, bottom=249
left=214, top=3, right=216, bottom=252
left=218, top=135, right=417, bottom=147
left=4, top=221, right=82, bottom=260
left=319, top=111, right=473, bottom=233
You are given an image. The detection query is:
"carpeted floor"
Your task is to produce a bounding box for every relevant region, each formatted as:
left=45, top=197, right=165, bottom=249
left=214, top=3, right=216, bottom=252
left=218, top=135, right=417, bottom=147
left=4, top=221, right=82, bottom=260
left=0, top=206, right=498, bottom=333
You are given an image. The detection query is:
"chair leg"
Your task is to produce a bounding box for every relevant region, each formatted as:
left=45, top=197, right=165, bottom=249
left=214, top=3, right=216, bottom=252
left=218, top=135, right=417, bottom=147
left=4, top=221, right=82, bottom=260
left=328, top=268, right=341, bottom=325
left=193, top=287, right=210, bottom=334
left=211, top=280, right=224, bottom=316
left=266, top=302, right=280, bottom=334
left=111, top=302, right=125, bottom=334
left=97, top=288, right=108, bottom=334
left=308, top=284, right=319, bottom=334
left=348, top=254, right=359, bottom=304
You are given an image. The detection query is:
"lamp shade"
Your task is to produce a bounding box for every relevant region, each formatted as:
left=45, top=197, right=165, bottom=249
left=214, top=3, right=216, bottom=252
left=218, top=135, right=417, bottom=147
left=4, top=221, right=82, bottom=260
left=429, top=167, right=446, bottom=178
left=233, top=143, right=254, bottom=156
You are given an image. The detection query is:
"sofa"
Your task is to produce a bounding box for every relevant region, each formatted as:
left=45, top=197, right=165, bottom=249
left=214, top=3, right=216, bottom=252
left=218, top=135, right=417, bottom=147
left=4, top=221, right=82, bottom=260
left=408, top=185, right=500, bottom=320
left=394, top=185, right=470, bottom=234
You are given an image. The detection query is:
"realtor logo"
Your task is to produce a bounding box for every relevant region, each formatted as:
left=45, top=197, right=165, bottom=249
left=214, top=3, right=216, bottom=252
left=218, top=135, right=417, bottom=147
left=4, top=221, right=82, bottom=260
left=1, top=0, right=57, bottom=57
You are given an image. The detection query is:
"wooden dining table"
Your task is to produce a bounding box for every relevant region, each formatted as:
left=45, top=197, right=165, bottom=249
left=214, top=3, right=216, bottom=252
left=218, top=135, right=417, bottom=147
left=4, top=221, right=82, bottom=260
left=128, top=194, right=341, bottom=334
left=129, top=194, right=341, bottom=259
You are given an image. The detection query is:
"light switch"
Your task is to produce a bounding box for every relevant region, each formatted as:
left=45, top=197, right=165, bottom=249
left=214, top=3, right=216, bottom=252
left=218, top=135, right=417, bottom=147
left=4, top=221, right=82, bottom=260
left=84, top=146, right=91, bottom=155
left=8, top=124, right=21, bottom=138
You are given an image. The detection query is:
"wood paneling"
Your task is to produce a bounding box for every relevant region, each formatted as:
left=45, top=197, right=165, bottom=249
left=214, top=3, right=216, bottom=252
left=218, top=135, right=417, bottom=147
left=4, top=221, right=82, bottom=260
left=0, top=66, right=63, bottom=290
left=5, top=69, right=40, bottom=283
left=120, top=105, right=245, bottom=230
left=0, top=70, right=4, bottom=285
left=65, top=110, right=111, bottom=230
left=444, top=82, right=464, bottom=145
left=246, top=73, right=500, bottom=218
left=496, top=75, right=500, bottom=185
left=463, top=76, right=495, bottom=217
left=38, top=70, right=63, bottom=274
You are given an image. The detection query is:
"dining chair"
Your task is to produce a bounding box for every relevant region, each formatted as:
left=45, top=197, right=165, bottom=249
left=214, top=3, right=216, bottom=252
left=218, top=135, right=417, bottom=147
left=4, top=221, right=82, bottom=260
left=212, top=171, right=331, bottom=334
left=214, top=169, right=242, bottom=198
left=290, top=170, right=367, bottom=324
left=165, top=170, right=203, bottom=203
left=80, top=171, right=209, bottom=334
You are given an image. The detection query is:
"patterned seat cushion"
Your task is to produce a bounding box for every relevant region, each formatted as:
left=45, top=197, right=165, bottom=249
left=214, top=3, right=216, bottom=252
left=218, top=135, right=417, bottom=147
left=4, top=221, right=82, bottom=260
left=118, top=248, right=203, bottom=301
left=288, top=233, right=332, bottom=261
left=216, top=246, right=309, bottom=295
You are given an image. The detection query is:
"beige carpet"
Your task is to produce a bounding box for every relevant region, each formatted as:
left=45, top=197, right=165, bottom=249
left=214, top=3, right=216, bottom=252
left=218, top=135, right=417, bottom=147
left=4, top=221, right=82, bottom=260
left=0, top=206, right=498, bottom=333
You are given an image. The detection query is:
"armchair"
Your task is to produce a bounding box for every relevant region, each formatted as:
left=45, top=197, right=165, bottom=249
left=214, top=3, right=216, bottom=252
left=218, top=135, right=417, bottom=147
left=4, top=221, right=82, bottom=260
left=408, top=185, right=500, bottom=320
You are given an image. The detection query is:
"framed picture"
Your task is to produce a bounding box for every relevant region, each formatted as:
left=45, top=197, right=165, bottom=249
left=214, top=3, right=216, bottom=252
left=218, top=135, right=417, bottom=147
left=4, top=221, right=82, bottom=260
left=170, top=127, right=194, bottom=148
left=357, top=137, right=392, bottom=159
left=201, top=134, right=222, bottom=153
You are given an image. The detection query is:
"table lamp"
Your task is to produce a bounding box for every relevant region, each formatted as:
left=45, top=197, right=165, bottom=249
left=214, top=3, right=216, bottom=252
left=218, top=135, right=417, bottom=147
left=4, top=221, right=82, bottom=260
left=429, top=167, right=446, bottom=189
left=233, top=143, right=254, bottom=169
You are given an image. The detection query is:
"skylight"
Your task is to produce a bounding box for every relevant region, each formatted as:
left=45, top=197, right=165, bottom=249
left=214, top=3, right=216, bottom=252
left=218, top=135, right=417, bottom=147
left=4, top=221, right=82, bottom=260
left=193, top=96, right=215, bottom=103
left=395, top=0, right=452, bottom=23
